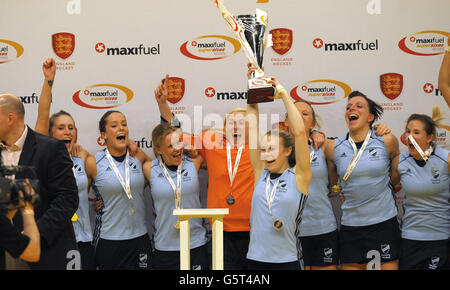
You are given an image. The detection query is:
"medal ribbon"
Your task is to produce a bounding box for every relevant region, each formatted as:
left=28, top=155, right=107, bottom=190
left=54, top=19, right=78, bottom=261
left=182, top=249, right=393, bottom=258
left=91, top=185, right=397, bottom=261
left=407, top=135, right=433, bottom=161
left=342, top=130, right=372, bottom=182
left=105, top=149, right=132, bottom=200
left=159, top=156, right=182, bottom=209
left=226, top=143, right=243, bottom=197
left=265, top=169, right=288, bottom=222
left=408, top=135, right=438, bottom=177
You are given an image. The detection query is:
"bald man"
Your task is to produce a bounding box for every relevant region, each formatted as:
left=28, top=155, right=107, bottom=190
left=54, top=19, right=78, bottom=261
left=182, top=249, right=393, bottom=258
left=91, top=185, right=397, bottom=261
left=0, top=93, right=78, bottom=270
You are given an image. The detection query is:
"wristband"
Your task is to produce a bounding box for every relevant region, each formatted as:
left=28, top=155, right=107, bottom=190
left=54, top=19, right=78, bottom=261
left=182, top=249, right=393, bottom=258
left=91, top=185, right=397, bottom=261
left=274, top=84, right=287, bottom=99
left=446, top=45, right=450, bottom=52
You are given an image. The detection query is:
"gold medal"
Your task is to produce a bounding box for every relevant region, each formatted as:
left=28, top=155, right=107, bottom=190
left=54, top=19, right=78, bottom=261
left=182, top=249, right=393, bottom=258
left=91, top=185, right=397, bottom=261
left=174, top=221, right=180, bottom=230
left=71, top=213, right=78, bottom=222
left=129, top=207, right=135, bottom=216
left=273, top=220, right=283, bottom=230
left=331, top=185, right=341, bottom=193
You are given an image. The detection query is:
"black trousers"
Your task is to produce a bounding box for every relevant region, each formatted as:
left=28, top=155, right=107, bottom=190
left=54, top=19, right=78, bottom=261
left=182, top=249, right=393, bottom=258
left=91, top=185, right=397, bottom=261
left=95, top=234, right=152, bottom=270
left=223, top=231, right=250, bottom=270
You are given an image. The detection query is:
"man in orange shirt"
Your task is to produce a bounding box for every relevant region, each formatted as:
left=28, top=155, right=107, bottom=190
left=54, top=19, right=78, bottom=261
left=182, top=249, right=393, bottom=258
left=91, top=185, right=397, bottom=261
left=154, top=75, right=253, bottom=269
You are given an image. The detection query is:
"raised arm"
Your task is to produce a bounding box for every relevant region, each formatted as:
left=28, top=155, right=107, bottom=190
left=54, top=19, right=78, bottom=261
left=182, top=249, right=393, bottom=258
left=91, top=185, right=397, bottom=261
left=272, top=77, right=312, bottom=194
left=246, top=63, right=265, bottom=181
left=35, top=58, right=56, bottom=135
left=438, top=38, right=450, bottom=107
left=247, top=102, right=265, bottom=182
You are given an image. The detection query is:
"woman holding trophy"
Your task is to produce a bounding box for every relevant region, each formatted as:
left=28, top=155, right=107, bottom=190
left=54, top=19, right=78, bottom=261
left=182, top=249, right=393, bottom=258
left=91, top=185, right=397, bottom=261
left=245, top=76, right=312, bottom=270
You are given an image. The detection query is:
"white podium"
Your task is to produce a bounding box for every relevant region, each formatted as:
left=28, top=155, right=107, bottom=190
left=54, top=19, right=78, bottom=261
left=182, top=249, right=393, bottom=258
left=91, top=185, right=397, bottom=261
left=173, top=208, right=229, bottom=270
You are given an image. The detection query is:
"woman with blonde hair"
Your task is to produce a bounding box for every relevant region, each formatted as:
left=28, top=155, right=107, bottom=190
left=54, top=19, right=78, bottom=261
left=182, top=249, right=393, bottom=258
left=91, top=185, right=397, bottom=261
left=142, top=123, right=208, bottom=270
left=246, top=76, right=312, bottom=270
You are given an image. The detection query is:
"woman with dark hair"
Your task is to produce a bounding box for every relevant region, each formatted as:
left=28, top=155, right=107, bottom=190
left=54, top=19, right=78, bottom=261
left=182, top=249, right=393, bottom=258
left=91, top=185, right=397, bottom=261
left=246, top=76, right=311, bottom=270
left=392, top=106, right=449, bottom=270
left=323, top=91, right=401, bottom=270
left=91, top=110, right=152, bottom=270
left=141, top=123, right=209, bottom=270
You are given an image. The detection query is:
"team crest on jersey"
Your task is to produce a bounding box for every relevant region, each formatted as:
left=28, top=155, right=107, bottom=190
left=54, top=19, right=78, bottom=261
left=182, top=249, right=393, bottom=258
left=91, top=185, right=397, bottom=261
left=368, top=148, right=379, bottom=160
left=181, top=169, right=192, bottom=182
left=431, top=169, right=440, bottom=184
left=73, top=164, right=85, bottom=176
left=52, top=32, right=75, bottom=59
left=310, top=151, right=317, bottom=162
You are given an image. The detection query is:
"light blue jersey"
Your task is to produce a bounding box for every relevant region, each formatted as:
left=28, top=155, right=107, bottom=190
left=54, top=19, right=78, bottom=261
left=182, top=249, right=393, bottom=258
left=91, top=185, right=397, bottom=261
left=72, top=156, right=93, bottom=243
left=150, top=155, right=208, bottom=251
left=93, top=149, right=147, bottom=240
left=334, top=129, right=397, bottom=226
left=247, top=168, right=307, bottom=263
left=398, top=146, right=450, bottom=241
left=299, top=145, right=337, bottom=237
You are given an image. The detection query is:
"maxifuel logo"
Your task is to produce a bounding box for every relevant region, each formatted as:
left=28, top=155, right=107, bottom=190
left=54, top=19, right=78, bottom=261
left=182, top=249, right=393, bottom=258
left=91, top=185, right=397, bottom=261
left=180, top=35, right=241, bottom=60
left=0, top=39, right=24, bottom=64
left=95, top=42, right=160, bottom=56
left=205, top=87, right=247, bottom=100
left=72, top=84, right=134, bottom=109
left=399, top=30, right=449, bottom=56
left=423, top=82, right=442, bottom=97
left=312, top=38, right=379, bottom=52
left=290, top=80, right=352, bottom=105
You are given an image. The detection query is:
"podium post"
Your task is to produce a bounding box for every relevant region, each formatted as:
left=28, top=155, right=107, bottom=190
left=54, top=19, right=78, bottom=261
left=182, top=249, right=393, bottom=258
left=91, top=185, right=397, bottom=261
left=173, top=208, right=229, bottom=270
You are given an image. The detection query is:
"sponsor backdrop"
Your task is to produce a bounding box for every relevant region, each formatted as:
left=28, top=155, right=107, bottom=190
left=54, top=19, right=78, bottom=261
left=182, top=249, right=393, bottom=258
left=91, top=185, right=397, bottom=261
left=0, top=0, right=449, bottom=157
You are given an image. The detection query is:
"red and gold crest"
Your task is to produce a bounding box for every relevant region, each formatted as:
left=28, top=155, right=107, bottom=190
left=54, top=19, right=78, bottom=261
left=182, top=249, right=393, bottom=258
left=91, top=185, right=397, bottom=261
left=270, top=28, right=293, bottom=55
left=167, top=77, right=185, bottom=104
left=380, top=73, right=403, bottom=100
left=52, top=32, right=75, bottom=59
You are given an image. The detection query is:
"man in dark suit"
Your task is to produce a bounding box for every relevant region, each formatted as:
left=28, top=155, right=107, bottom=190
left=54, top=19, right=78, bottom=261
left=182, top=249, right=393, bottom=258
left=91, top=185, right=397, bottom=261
left=0, top=93, right=79, bottom=269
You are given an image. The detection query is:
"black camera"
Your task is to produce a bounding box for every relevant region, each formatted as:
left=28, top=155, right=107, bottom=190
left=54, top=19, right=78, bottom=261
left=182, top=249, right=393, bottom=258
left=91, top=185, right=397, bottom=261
left=0, top=165, right=40, bottom=212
